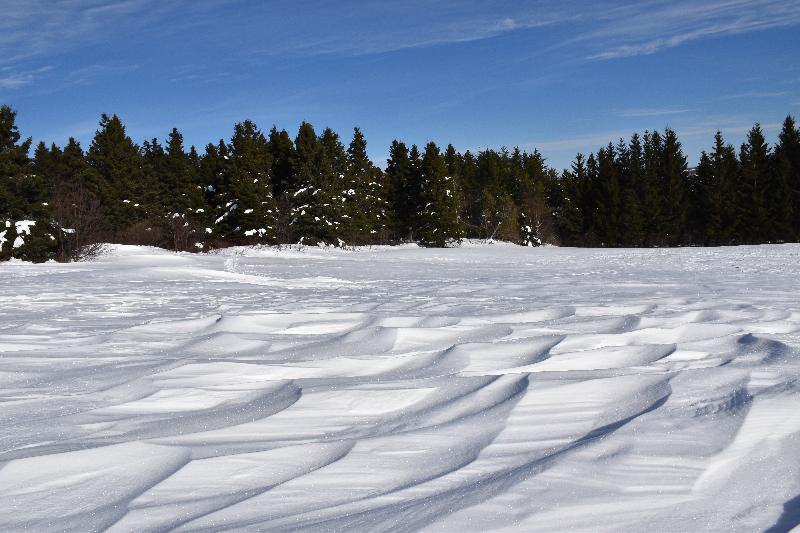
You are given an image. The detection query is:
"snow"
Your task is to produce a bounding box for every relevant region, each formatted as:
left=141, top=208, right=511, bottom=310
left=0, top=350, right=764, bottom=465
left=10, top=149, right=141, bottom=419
left=1, top=243, right=800, bottom=531
left=14, top=219, right=36, bottom=236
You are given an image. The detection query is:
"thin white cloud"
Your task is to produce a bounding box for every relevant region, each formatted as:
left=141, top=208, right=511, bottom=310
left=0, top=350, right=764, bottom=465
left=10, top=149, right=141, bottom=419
left=259, top=4, right=573, bottom=58
left=0, top=0, right=187, bottom=65
left=66, top=63, right=139, bottom=86
left=720, top=91, right=791, bottom=100
left=0, top=65, right=53, bottom=90
left=0, top=73, right=34, bottom=89
left=619, top=107, right=689, bottom=118
left=0, top=0, right=798, bottom=81
left=582, top=0, right=800, bottom=60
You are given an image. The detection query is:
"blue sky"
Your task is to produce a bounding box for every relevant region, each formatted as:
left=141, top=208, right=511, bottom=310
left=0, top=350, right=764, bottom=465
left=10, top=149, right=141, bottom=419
left=2, top=0, right=799, bottom=170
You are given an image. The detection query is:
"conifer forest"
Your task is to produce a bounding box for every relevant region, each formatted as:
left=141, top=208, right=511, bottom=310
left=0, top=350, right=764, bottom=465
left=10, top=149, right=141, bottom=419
left=1, top=104, right=799, bottom=262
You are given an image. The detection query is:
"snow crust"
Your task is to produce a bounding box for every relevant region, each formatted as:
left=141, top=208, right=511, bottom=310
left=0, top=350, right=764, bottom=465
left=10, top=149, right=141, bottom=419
left=1, top=243, right=800, bottom=531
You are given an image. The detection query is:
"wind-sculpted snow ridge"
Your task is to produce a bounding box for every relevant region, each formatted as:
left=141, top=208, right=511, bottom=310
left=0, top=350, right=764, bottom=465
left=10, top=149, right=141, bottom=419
left=1, top=244, right=800, bottom=532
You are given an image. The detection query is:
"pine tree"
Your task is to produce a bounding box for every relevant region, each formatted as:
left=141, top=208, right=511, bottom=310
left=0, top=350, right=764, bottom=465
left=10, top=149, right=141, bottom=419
left=386, top=140, right=416, bottom=241
left=161, top=128, right=207, bottom=250
left=221, top=120, right=278, bottom=243
left=0, top=105, right=33, bottom=222
left=44, top=138, right=103, bottom=259
left=267, top=126, right=296, bottom=199
left=86, top=114, right=146, bottom=235
left=198, top=140, right=229, bottom=242
left=584, top=152, right=600, bottom=244
left=662, top=129, right=688, bottom=245
left=343, top=128, right=387, bottom=244
left=475, top=148, right=507, bottom=239
left=623, top=133, right=646, bottom=246
left=458, top=149, right=480, bottom=232
left=737, top=125, right=771, bottom=243
left=595, top=144, right=622, bottom=246
left=288, top=122, right=339, bottom=245
left=641, top=131, right=664, bottom=245
left=519, top=149, right=552, bottom=245
left=417, top=142, right=462, bottom=247
left=558, top=154, right=586, bottom=244
left=141, top=137, right=167, bottom=213
left=774, top=116, right=799, bottom=241
left=691, top=151, right=713, bottom=244
left=705, top=132, right=740, bottom=244
left=0, top=105, right=55, bottom=261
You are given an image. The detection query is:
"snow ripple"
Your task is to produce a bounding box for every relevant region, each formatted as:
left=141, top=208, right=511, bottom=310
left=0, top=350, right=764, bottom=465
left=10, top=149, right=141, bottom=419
left=1, top=244, right=799, bottom=532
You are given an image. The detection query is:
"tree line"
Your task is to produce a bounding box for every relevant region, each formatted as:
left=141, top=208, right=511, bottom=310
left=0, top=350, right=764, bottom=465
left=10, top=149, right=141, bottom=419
left=1, top=103, right=799, bottom=261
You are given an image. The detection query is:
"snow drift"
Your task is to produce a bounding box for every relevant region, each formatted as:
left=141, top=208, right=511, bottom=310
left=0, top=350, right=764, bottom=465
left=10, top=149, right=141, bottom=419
left=1, top=243, right=799, bottom=532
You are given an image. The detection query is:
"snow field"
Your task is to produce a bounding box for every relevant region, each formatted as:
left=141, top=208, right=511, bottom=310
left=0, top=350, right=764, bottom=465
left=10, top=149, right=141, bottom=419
left=1, top=243, right=799, bottom=531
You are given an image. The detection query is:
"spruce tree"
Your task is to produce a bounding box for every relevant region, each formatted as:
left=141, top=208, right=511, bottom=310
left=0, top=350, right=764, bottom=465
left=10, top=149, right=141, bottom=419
left=0, top=105, right=55, bottom=261
left=86, top=114, right=146, bottom=235
left=774, top=116, right=799, bottom=241
left=162, top=128, right=207, bottom=250
left=519, top=149, right=551, bottom=245
left=343, top=128, right=387, bottom=244
left=584, top=152, right=600, bottom=244
left=198, top=140, right=229, bottom=242
left=221, top=120, right=278, bottom=243
left=737, top=125, right=771, bottom=243
left=691, top=151, right=713, bottom=244
left=458, top=149, right=480, bottom=232
left=267, top=126, right=297, bottom=199
left=475, top=148, right=507, bottom=239
left=417, top=142, right=462, bottom=247
left=141, top=137, right=167, bottom=213
left=641, top=131, right=665, bottom=245
left=288, top=122, right=339, bottom=245
left=623, top=133, right=646, bottom=246
left=662, top=129, right=688, bottom=245
left=47, top=138, right=103, bottom=259
left=595, top=144, right=622, bottom=246
left=705, top=132, right=740, bottom=244
left=558, top=154, right=586, bottom=244
left=386, top=140, right=416, bottom=241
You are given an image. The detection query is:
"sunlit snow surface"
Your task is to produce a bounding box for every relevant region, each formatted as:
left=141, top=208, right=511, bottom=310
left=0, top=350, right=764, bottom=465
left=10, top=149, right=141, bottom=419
left=2, top=243, right=800, bottom=532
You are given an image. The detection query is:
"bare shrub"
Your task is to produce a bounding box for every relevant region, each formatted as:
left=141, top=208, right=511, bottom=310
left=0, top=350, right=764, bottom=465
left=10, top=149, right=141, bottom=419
left=51, top=182, right=108, bottom=261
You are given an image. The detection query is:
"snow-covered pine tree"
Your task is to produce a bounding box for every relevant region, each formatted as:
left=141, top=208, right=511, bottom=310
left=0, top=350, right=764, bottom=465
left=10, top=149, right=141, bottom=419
left=342, top=127, right=387, bottom=244
left=160, top=128, right=208, bottom=250
left=218, top=121, right=278, bottom=244
left=288, top=123, right=341, bottom=246
left=198, top=140, right=229, bottom=243
left=0, top=105, right=57, bottom=261
left=417, top=142, right=462, bottom=247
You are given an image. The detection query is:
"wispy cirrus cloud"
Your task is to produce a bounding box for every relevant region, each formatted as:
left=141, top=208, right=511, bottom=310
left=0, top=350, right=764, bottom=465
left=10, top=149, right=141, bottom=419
left=719, top=90, right=791, bottom=100
left=249, top=1, right=575, bottom=58
left=66, top=63, right=139, bottom=86
left=618, top=107, right=689, bottom=118
left=0, top=65, right=53, bottom=89
left=0, top=72, right=35, bottom=89
left=581, top=0, right=800, bottom=60
left=0, top=0, right=152, bottom=64
left=1, top=0, right=799, bottom=70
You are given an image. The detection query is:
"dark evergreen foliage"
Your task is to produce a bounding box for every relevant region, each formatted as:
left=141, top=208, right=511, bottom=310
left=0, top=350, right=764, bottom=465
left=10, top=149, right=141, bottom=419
left=2, top=103, right=799, bottom=261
